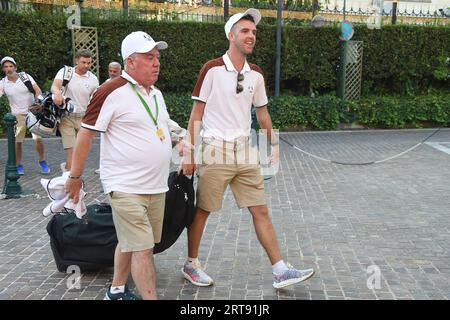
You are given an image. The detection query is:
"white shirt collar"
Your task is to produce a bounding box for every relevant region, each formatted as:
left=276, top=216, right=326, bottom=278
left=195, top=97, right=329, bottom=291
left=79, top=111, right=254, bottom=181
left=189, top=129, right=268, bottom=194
left=74, top=66, right=90, bottom=78
left=5, top=75, right=19, bottom=83
left=121, top=71, right=156, bottom=96
left=222, top=52, right=251, bottom=74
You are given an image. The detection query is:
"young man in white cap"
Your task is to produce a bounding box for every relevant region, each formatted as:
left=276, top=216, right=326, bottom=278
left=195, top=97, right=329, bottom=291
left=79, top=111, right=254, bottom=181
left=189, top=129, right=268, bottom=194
left=51, top=49, right=99, bottom=173
left=181, top=8, right=314, bottom=289
left=66, top=31, right=179, bottom=300
left=0, top=56, right=50, bottom=175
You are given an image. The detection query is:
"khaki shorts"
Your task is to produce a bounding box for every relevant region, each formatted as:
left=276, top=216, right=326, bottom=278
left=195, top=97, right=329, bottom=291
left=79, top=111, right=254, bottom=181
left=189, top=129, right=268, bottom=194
left=14, top=114, right=41, bottom=143
left=196, top=141, right=266, bottom=212
left=59, top=113, right=84, bottom=149
left=108, top=191, right=166, bottom=253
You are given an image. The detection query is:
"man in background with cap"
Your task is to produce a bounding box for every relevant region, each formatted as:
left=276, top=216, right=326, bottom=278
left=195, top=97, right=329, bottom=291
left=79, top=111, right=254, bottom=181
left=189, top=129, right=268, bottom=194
left=0, top=56, right=50, bottom=175
left=66, top=31, right=179, bottom=300
left=51, top=49, right=99, bottom=173
left=181, top=8, right=315, bottom=289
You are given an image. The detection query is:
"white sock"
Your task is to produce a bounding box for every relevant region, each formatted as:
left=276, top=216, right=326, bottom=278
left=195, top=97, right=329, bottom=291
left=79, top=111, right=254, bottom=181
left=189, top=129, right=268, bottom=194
left=110, top=284, right=125, bottom=294
left=187, top=257, right=199, bottom=266
left=272, top=260, right=289, bottom=275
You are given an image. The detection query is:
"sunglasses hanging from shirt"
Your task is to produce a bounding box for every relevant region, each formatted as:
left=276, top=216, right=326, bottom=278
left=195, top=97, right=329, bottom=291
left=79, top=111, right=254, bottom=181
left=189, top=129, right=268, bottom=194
left=132, top=84, right=165, bottom=142
left=236, top=73, right=245, bottom=94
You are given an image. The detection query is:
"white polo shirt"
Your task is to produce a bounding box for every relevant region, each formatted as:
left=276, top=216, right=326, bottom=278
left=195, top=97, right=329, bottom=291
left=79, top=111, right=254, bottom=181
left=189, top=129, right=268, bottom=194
left=192, top=52, right=268, bottom=141
left=81, top=71, right=172, bottom=195
left=55, top=67, right=99, bottom=114
left=0, top=73, right=36, bottom=114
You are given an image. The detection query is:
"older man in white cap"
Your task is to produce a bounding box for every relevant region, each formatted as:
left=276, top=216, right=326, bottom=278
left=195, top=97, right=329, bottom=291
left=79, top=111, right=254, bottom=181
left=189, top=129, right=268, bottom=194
left=181, top=8, right=315, bottom=289
left=65, top=31, right=179, bottom=300
left=0, top=56, right=50, bottom=175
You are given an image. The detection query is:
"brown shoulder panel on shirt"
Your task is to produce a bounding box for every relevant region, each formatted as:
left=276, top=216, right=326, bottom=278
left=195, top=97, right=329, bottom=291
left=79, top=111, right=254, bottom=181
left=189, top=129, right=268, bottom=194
left=249, top=63, right=264, bottom=77
left=192, top=57, right=225, bottom=98
left=82, top=77, right=128, bottom=127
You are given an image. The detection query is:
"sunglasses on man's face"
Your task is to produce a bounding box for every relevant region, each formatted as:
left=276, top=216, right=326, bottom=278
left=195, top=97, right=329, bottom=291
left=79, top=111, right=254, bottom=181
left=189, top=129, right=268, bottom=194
left=236, top=73, right=244, bottom=94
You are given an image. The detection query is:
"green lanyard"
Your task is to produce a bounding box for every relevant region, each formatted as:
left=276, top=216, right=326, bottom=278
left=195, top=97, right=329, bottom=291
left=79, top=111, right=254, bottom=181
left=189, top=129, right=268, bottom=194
left=132, top=84, right=159, bottom=127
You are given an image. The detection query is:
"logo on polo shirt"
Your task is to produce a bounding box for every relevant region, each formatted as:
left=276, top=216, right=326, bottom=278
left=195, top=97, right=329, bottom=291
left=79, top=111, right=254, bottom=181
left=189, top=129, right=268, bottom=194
left=247, top=86, right=254, bottom=94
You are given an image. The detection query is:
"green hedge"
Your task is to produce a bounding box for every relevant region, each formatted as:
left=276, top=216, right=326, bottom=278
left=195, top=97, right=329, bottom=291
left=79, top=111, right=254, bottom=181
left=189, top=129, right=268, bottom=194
left=1, top=93, right=448, bottom=136
left=0, top=11, right=448, bottom=95
left=0, top=11, right=71, bottom=88
left=163, top=92, right=450, bottom=131
left=0, top=97, right=9, bottom=134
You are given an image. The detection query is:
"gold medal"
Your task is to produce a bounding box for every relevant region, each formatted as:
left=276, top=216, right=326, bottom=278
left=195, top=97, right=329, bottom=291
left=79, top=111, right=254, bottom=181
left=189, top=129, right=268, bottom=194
left=132, top=85, right=165, bottom=142
left=156, top=127, right=165, bottom=141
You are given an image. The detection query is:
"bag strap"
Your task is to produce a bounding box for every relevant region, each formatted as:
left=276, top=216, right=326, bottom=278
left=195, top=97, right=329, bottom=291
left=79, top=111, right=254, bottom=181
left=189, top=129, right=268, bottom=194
left=18, top=72, right=36, bottom=96
left=61, top=66, right=74, bottom=95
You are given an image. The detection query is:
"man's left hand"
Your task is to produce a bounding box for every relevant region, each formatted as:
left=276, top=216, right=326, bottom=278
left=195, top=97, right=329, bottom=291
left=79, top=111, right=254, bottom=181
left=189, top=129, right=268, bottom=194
left=269, top=144, right=280, bottom=166
left=175, top=139, right=194, bottom=157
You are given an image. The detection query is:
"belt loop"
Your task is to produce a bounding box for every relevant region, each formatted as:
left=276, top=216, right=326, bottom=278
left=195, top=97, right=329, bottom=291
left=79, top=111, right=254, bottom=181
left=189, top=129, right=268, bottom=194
left=222, top=139, right=226, bottom=164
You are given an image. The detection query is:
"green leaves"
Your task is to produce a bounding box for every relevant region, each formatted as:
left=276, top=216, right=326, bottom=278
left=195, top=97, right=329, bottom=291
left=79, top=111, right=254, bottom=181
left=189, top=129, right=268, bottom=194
left=163, top=94, right=193, bottom=129
left=0, top=11, right=448, bottom=95
left=352, top=93, right=450, bottom=129
left=268, top=93, right=450, bottom=131
left=0, top=11, right=70, bottom=90
left=161, top=93, right=450, bottom=133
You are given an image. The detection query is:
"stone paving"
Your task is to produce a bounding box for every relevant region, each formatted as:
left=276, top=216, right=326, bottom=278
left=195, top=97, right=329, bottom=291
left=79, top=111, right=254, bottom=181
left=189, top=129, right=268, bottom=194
left=0, top=128, right=449, bottom=300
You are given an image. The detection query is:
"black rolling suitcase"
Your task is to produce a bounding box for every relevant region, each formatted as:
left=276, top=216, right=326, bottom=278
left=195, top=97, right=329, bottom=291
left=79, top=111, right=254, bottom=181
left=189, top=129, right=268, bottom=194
left=46, top=203, right=117, bottom=272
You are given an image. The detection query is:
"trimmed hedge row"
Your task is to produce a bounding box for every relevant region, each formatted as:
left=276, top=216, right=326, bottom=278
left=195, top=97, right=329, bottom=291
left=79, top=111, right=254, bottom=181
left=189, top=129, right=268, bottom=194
left=0, top=11, right=448, bottom=95
left=163, top=92, right=450, bottom=130
left=1, top=92, right=448, bottom=136
left=0, top=11, right=71, bottom=89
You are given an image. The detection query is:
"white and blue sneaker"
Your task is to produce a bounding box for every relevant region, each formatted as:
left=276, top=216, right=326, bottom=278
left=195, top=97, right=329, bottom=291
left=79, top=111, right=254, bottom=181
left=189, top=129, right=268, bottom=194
left=182, top=260, right=214, bottom=287
left=273, top=264, right=315, bottom=289
left=104, top=285, right=141, bottom=300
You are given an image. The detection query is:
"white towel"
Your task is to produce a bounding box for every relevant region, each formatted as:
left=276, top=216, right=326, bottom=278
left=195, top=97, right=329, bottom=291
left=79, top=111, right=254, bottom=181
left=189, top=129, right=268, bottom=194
left=41, top=172, right=87, bottom=219
left=168, top=119, right=187, bottom=143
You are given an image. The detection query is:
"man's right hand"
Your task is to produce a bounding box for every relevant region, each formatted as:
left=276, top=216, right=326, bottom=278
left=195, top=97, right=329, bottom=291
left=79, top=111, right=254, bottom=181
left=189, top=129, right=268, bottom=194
left=65, top=178, right=83, bottom=204
left=52, top=93, right=64, bottom=106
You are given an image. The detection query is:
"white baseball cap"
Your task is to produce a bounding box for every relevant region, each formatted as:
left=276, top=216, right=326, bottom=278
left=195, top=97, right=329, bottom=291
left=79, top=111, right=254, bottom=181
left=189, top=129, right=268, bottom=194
left=1, top=56, right=16, bottom=66
left=121, top=31, right=168, bottom=60
left=224, top=8, right=261, bottom=40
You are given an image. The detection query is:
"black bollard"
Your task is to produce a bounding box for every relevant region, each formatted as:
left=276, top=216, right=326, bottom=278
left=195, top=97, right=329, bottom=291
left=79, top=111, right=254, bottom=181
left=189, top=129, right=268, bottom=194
left=2, top=113, right=22, bottom=198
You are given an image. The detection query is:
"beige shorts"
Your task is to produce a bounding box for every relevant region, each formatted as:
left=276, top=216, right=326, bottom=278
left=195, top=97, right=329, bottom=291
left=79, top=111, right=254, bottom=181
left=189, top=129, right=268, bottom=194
left=59, top=113, right=84, bottom=149
left=14, top=114, right=41, bottom=143
left=108, top=191, right=166, bottom=253
left=196, top=141, right=266, bottom=212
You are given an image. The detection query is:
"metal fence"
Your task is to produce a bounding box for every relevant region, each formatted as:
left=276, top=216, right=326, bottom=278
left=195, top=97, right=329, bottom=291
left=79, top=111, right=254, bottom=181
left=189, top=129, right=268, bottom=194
left=1, top=0, right=448, bottom=23
left=320, top=4, right=449, bottom=18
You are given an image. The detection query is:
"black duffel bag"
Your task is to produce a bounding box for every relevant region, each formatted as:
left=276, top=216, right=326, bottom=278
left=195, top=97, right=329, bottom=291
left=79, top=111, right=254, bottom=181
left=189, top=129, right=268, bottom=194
left=46, top=203, right=117, bottom=272
left=47, top=172, right=195, bottom=272
left=154, top=171, right=195, bottom=254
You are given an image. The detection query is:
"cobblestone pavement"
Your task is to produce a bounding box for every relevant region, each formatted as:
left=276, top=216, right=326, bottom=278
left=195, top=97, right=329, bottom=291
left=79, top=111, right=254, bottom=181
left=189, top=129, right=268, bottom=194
left=0, top=128, right=449, bottom=300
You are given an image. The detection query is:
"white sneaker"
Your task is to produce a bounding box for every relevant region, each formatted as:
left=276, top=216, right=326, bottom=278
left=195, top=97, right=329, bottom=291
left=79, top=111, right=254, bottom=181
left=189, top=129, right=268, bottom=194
left=60, top=162, right=67, bottom=173
left=181, top=260, right=214, bottom=287
left=273, top=263, right=315, bottom=289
